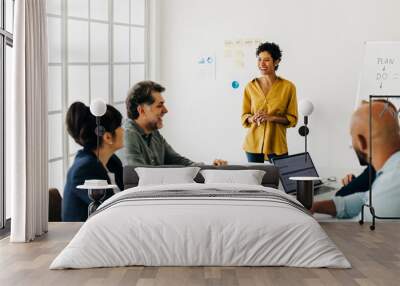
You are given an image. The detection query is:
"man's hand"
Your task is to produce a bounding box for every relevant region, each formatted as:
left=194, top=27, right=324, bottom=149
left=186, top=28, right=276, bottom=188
left=213, top=159, right=228, bottom=166
left=310, top=200, right=337, bottom=216
left=341, top=173, right=355, bottom=186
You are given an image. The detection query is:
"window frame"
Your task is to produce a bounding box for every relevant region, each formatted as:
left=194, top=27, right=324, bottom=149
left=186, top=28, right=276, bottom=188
left=47, top=0, right=149, bottom=195
left=0, top=0, right=14, bottom=232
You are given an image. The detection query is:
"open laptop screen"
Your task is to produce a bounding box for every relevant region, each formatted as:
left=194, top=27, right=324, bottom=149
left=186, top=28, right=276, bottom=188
left=272, top=152, right=323, bottom=194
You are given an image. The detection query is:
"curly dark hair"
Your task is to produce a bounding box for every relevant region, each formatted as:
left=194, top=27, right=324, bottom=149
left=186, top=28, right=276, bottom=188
left=66, top=102, right=122, bottom=150
left=126, top=81, right=166, bottom=120
left=256, top=42, right=282, bottom=71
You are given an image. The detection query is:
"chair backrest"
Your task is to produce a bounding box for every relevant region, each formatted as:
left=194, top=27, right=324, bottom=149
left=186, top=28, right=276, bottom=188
left=49, top=188, right=62, bottom=222
left=123, top=164, right=280, bottom=190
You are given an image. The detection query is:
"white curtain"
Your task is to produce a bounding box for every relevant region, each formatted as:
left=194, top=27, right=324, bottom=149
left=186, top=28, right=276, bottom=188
left=10, top=0, right=48, bottom=242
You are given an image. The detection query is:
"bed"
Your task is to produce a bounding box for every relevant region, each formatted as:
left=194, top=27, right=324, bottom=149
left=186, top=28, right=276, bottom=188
left=50, top=165, right=350, bottom=269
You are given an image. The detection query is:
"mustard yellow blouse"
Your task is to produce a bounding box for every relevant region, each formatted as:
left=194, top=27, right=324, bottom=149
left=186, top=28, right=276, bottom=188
left=241, top=77, right=298, bottom=159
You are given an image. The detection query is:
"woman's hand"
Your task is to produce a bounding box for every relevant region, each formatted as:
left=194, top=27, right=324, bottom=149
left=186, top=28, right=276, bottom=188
left=248, top=112, right=263, bottom=125
left=247, top=116, right=255, bottom=124
left=247, top=114, right=263, bottom=125
left=254, top=111, right=271, bottom=124
left=252, top=111, right=289, bottom=126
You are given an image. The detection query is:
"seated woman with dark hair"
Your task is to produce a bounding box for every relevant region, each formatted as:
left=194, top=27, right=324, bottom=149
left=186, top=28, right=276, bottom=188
left=62, top=102, right=124, bottom=222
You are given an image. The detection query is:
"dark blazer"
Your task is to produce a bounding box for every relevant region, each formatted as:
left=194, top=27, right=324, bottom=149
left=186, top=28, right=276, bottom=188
left=335, top=165, right=376, bottom=197
left=62, top=148, right=123, bottom=222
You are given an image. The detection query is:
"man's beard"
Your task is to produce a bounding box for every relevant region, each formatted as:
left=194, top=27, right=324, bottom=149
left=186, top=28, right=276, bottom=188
left=355, top=149, right=369, bottom=166
left=145, top=121, right=159, bottom=132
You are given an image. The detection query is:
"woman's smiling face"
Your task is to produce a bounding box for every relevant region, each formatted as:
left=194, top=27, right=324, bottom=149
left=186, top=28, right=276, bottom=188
left=257, top=51, right=278, bottom=75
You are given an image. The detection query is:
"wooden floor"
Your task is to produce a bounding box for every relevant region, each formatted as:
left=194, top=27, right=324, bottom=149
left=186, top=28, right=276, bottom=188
left=1, top=222, right=400, bottom=286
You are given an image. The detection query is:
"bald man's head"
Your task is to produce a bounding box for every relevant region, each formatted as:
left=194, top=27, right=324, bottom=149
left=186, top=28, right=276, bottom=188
left=350, top=101, right=400, bottom=165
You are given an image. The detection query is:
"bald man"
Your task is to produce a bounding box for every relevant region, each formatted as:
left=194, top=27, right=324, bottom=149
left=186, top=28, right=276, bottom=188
left=311, top=101, right=400, bottom=219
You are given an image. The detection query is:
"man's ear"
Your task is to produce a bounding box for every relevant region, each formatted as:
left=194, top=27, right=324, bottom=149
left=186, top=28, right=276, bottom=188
left=357, top=134, right=368, bottom=153
left=274, top=59, right=281, bottom=67
left=102, top=132, right=113, bottom=145
left=137, top=104, right=145, bottom=116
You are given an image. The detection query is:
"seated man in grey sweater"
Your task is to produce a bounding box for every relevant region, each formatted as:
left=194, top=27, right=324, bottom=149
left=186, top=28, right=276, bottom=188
left=124, top=80, right=227, bottom=166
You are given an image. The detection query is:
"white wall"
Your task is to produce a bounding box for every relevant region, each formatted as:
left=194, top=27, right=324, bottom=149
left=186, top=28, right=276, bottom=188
left=157, top=0, right=400, bottom=179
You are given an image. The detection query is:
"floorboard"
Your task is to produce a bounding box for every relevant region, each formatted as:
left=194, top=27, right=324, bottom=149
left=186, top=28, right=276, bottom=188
left=1, top=222, right=399, bottom=286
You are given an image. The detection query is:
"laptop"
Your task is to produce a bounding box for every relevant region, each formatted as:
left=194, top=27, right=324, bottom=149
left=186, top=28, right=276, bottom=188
left=271, top=152, right=337, bottom=195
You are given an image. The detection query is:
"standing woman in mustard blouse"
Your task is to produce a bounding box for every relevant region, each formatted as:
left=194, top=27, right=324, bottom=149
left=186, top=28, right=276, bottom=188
left=242, top=42, right=298, bottom=162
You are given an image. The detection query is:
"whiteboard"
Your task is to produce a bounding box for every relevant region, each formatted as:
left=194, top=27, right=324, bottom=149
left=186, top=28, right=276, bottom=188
left=218, top=38, right=261, bottom=96
left=357, top=41, right=400, bottom=105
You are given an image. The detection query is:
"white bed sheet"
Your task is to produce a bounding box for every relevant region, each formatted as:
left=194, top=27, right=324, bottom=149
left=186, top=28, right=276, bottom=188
left=50, top=183, right=350, bottom=269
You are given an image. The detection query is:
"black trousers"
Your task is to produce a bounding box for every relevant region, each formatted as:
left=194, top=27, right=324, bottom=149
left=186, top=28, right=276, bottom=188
left=246, top=152, right=288, bottom=163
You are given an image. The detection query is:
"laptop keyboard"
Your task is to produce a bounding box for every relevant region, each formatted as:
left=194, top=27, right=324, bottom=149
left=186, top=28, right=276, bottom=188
left=314, top=185, right=337, bottom=195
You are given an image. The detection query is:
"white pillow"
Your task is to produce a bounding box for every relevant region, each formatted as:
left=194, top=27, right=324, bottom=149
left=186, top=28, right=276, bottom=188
left=135, top=167, right=201, bottom=186
left=200, top=169, right=266, bottom=185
